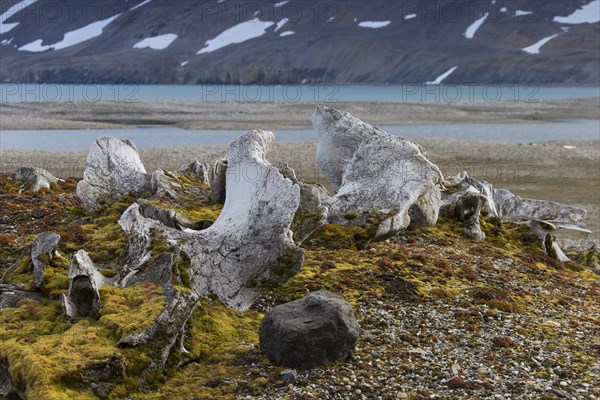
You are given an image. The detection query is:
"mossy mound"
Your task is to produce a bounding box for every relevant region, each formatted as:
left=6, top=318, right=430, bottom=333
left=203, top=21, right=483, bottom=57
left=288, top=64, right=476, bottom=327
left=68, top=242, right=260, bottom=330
left=1, top=174, right=598, bottom=399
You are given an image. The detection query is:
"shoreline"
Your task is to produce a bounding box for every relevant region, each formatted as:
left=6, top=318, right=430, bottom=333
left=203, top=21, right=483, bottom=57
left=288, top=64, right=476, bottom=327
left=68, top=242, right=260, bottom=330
left=1, top=97, right=598, bottom=131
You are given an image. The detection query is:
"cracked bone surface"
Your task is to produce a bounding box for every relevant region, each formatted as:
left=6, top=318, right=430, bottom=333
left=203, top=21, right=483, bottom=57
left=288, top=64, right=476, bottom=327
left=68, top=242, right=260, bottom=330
left=119, top=130, right=303, bottom=310
left=313, top=106, right=443, bottom=243
left=76, top=136, right=151, bottom=210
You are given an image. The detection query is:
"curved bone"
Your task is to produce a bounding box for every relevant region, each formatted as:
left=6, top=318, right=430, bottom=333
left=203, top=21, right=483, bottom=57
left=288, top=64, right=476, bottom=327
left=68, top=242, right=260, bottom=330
left=119, top=130, right=303, bottom=311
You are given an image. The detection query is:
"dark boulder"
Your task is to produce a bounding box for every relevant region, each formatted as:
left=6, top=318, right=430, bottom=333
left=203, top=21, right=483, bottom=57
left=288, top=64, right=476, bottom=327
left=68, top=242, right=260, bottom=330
left=259, top=290, right=359, bottom=368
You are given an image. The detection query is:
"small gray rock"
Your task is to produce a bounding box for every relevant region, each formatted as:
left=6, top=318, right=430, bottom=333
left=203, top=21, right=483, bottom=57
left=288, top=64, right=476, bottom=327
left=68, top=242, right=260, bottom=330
left=259, top=290, right=359, bottom=368
left=1, top=359, right=19, bottom=399
left=280, top=369, right=298, bottom=382
left=0, top=283, right=43, bottom=311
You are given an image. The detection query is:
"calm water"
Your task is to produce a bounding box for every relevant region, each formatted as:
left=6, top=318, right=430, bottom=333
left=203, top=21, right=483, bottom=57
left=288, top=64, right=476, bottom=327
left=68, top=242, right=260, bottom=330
left=1, top=83, right=599, bottom=103
left=1, top=120, right=598, bottom=151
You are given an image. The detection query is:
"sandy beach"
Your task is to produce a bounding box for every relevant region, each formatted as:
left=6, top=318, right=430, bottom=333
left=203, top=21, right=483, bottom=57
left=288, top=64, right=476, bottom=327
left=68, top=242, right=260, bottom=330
left=1, top=99, right=599, bottom=245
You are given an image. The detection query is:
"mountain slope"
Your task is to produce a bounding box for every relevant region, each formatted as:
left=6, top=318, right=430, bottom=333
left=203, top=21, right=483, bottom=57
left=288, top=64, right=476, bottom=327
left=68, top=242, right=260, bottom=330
left=0, top=0, right=599, bottom=84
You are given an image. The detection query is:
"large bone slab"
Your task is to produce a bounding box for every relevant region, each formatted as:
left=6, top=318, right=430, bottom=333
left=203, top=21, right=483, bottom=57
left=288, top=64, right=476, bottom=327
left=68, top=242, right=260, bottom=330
left=313, top=106, right=442, bottom=244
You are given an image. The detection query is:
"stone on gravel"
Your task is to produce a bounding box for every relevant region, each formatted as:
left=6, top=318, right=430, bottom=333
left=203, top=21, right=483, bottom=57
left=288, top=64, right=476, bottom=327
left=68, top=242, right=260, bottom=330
left=279, top=369, right=298, bottom=382
left=259, top=290, right=360, bottom=368
left=11, top=166, right=62, bottom=193
left=76, top=137, right=150, bottom=210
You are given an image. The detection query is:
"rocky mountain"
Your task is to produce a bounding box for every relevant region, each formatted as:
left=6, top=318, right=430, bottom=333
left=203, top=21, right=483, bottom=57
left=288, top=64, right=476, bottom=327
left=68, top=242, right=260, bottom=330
left=0, top=0, right=599, bottom=84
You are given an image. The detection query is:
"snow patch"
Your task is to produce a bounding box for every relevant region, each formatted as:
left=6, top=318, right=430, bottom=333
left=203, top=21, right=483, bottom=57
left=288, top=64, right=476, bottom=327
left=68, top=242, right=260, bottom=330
left=274, top=1, right=289, bottom=7
left=133, top=33, right=177, bottom=50
left=404, top=13, right=417, bottom=20
left=426, top=66, right=458, bottom=85
left=280, top=31, right=294, bottom=37
left=275, top=18, right=288, bottom=31
left=0, top=0, right=39, bottom=34
left=464, top=13, right=488, bottom=38
left=500, top=7, right=508, bottom=13
left=1, top=37, right=14, bottom=45
left=358, top=20, right=391, bottom=28
left=130, top=0, right=152, bottom=11
left=563, top=145, right=577, bottom=149
left=522, top=32, right=562, bottom=54
left=515, top=10, right=533, bottom=16
left=197, top=18, right=275, bottom=54
left=554, top=0, right=600, bottom=24
left=180, top=60, right=189, bottom=67
left=19, top=13, right=121, bottom=52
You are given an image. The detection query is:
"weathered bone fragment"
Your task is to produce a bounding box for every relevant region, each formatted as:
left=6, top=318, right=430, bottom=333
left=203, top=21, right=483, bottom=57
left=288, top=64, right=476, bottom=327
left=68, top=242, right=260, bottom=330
left=529, top=220, right=591, bottom=261
left=119, top=130, right=303, bottom=310
left=76, top=137, right=151, bottom=210
left=494, top=189, right=586, bottom=223
left=455, top=191, right=486, bottom=241
left=209, top=159, right=227, bottom=204
left=275, top=163, right=328, bottom=245
left=323, top=134, right=443, bottom=244
left=30, top=232, right=61, bottom=288
left=63, top=250, right=108, bottom=319
left=408, top=185, right=442, bottom=228
left=11, top=167, right=62, bottom=193
left=312, top=105, right=389, bottom=192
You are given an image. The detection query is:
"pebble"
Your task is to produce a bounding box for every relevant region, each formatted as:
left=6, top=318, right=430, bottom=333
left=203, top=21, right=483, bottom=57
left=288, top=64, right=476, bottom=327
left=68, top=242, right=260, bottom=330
left=280, top=369, right=298, bottom=382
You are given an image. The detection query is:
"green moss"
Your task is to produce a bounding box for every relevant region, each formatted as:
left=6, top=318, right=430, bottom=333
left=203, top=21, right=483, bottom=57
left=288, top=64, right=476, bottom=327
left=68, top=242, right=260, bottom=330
left=98, top=282, right=165, bottom=342
left=305, top=224, right=368, bottom=250
left=127, top=301, right=263, bottom=399
left=41, top=267, right=69, bottom=300
left=175, top=252, right=192, bottom=287
left=3, top=255, right=35, bottom=289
